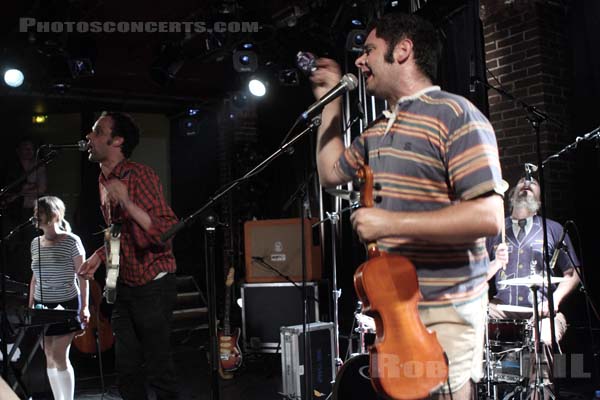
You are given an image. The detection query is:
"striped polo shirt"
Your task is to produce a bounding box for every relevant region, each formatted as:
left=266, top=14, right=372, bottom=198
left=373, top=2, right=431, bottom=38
left=31, top=232, right=86, bottom=303
left=338, top=87, right=503, bottom=301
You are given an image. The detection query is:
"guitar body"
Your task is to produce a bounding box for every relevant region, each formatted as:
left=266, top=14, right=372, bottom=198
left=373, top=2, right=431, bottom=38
left=354, top=255, right=447, bottom=399
left=73, top=280, right=114, bottom=354
left=218, top=327, right=243, bottom=372
left=104, top=223, right=122, bottom=304
left=353, top=165, right=448, bottom=400
left=218, top=266, right=242, bottom=374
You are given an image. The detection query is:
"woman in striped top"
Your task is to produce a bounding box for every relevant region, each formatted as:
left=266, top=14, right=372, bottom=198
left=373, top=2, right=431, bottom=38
left=28, top=196, right=89, bottom=400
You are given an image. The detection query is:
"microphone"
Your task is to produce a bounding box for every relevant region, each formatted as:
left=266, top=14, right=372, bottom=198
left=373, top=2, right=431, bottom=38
left=524, top=163, right=538, bottom=182
left=301, top=73, right=358, bottom=120
left=41, top=140, right=89, bottom=152
left=549, top=223, right=568, bottom=271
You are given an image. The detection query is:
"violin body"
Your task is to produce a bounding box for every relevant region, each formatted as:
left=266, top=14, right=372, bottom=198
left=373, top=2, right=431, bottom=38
left=73, top=280, right=114, bottom=354
left=354, top=255, right=448, bottom=399
left=353, top=165, right=448, bottom=399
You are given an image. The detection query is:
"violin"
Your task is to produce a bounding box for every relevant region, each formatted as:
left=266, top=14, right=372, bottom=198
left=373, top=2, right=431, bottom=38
left=352, top=165, right=448, bottom=399
left=73, top=279, right=114, bottom=354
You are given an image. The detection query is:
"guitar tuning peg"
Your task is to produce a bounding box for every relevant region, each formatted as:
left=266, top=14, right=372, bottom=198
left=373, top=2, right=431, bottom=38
left=374, top=195, right=382, bottom=203
left=373, top=182, right=382, bottom=191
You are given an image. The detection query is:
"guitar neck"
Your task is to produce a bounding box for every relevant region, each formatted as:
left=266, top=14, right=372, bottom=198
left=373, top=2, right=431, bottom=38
left=223, top=286, right=231, bottom=336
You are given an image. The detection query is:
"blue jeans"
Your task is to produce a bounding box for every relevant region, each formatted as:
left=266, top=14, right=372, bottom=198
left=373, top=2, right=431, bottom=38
left=112, top=273, right=178, bottom=400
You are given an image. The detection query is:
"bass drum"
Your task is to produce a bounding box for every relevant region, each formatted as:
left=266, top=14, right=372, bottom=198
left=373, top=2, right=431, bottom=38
left=332, top=354, right=383, bottom=400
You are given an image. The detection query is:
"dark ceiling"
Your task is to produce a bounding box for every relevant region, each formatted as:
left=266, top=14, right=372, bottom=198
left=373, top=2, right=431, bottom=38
left=0, top=0, right=394, bottom=114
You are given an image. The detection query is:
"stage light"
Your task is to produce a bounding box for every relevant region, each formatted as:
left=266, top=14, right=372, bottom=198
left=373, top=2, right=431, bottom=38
left=248, top=78, right=266, bottom=97
left=32, top=115, right=48, bottom=124
left=150, top=43, right=184, bottom=86
left=4, top=68, right=24, bottom=88
left=231, top=93, right=249, bottom=108
left=346, top=30, right=367, bottom=53
left=67, top=58, right=95, bottom=78
left=278, top=69, right=300, bottom=86
left=233, top=50, right=258, bottom=73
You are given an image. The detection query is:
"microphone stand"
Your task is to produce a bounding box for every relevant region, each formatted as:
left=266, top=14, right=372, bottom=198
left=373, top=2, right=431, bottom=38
left=541, top=127, right=600, bottom=387
left=0, top=150, right=57, bottom=387
left=161, top=117, right=322, bottom=400
left=474, top=77, right=561, bottom=395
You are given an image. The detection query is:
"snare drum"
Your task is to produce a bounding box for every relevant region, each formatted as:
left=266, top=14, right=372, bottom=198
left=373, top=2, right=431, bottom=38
left=487, top=319, right=530, bottom=346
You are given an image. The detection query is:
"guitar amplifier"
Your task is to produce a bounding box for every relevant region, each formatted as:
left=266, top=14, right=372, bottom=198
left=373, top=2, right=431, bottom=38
left=241, top=282, right=319, bottom=353
left=281, top=322, right=335, bottom=400
left=244, top=218, right=322, bottom=283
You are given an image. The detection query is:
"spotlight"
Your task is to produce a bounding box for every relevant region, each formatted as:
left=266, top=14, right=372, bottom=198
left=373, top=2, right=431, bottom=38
left=351, top=19, right=364, bottom=27
left=150, top=43, right=184, bottom=86
left=242, top=42, right=254, bottom=50
left=179, top=117, right=199, bottom=136
left=67, top=58, right=95, bottom=78
left=346, top=30, right=367, bottom=53
left=32, top=115, right=48, bottom=124
left=4, top=68, right=24, bottom=88
left=231, top=93, right=249, bottom=108
left=233, top=50, right=258, bottom=73
left=248, top=78, right=266, bottom=97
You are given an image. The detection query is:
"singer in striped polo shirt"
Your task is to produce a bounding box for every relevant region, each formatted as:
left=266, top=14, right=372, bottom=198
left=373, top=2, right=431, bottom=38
left=310, top=13, right=504, bottom=399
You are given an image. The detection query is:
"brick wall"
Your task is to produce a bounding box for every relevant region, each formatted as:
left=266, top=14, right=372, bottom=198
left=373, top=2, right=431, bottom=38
left=481, top=0, right=573, bottom=221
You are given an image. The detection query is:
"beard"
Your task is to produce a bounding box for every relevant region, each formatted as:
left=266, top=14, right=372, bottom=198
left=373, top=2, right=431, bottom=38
left=511, top=193, right=540, bottom=213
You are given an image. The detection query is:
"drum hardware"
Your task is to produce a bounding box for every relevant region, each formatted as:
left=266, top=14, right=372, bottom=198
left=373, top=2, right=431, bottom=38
left=483, top=276, right=561, bottom=400
left=354, top=311, right=375, bottom=355
left=525, top=284, right=555, bottom=400
left=483, top=313, right=532, bottom=399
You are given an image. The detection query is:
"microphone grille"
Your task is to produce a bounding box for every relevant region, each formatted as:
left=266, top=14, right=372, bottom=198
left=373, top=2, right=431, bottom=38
left=342, top=73, right=358, bottom=90
left=78, top=140, right=89, bottom=152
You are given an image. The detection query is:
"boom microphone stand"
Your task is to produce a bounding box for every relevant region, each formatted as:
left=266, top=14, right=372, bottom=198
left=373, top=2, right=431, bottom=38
left=161, top=118, right=322, bottom=400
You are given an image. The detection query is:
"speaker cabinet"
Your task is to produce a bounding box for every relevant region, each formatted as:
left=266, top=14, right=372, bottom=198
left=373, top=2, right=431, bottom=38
left=241, top=282, right=319, bottom=353
left=244, top=218, right=322, bottom=283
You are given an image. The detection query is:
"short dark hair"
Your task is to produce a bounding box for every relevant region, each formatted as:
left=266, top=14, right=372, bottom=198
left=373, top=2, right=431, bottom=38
left=367, top=13, right=442, bottom=82
left=100, top=111, right=140, bottom=158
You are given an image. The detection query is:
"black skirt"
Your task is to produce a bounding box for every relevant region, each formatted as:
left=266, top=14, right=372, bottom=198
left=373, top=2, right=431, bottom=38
left=34, top=297, right=82, bottom=336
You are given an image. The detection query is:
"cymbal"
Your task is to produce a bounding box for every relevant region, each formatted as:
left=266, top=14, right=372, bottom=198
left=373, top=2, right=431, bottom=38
left=325, top=188, right=360, bottom=202
left=497, top=276, right=567, bottom=287
left=495, top=304, right=534, bottom=313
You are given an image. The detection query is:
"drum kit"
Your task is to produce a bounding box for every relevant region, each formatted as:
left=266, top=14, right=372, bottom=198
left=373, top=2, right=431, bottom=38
left=481, top=276, right=566, bottom=400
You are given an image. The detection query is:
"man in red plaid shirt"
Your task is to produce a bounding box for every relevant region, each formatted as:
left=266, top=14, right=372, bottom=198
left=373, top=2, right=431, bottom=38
left=78, top=111, right=179, bottom=400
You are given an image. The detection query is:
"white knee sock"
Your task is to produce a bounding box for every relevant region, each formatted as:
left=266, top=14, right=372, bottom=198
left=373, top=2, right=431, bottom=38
left=46, top=368, right=63, bottom=400
left=55, top=365, right=75, bottom=400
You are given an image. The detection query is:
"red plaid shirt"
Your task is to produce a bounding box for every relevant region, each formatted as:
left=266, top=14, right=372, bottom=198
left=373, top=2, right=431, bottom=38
left=93, top=159, right=178, bottom=286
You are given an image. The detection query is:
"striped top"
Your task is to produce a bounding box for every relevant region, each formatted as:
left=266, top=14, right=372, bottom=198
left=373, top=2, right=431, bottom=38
left=31, top=233, right=85, bottom=303
left=338, top=87, right=503, bottom=301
